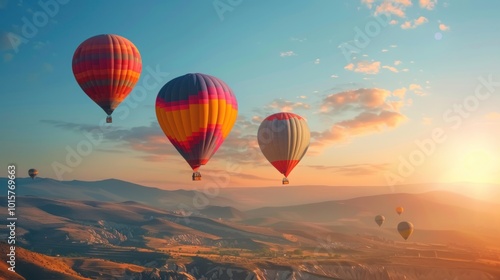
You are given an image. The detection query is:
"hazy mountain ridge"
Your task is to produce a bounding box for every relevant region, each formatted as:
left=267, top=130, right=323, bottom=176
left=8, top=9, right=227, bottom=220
left=4, top=177, right=500, bottom=211
left=246, top=191, right=500, bottom=229
left=1, top=177, right=236, bottom=211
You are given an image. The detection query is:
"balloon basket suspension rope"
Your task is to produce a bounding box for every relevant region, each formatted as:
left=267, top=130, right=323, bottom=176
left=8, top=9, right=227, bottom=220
left=106, top=115, right=112, bottom=123
left=282, top=177, right=289, bottom=185
left=192, top=172, right=201, bottom=181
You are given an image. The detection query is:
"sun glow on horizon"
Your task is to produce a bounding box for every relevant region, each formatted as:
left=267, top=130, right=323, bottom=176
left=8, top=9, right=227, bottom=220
left=443, top=147, right=498, bottom=185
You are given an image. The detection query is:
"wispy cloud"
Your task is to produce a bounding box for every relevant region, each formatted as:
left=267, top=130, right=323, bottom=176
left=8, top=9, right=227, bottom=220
left=320, top=88, right=391, bottom=113
left=382, top=65, right=399, bottom=73
left=401, top=16, right=428, bottom=29
left=311, top=85, right=409, bottom=150
left=344, top=61, right=381, bottom=75
left=374, top=1, right=407, bottom=18
left=409, top=83, right=426, bottom=95
left=336, top=110, right=406, bottom=135
left=265, top=98, right=311, bottom=112
left=420, top=0, right=437, bottom=10
left=41, top=120, right=181, bottom=162
left=439, top=23, right=450, bottom=31
left=307, top=163, right=390, bottom=176
left=311, top=110, right=406, bottom=149
left=280, top=51, right=296, bottom=57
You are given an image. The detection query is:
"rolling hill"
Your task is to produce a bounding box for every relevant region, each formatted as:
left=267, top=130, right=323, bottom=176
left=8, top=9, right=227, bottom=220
left=1, top=177, right=236, bottom=211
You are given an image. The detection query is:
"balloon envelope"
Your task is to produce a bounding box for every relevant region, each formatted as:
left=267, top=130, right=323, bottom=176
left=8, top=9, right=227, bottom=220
left=397, top=221, right=414, bottom=240
left=72, top=34, right=142, bottom=122
left=396, top=206, right=404, bottom=215
left=155, top=73, right=238, bottom=177
left=375, top=215, right=385, bottom=227
left=28, top=168, right=38, bottom=179
left=257, top=112, right=310, bottom=183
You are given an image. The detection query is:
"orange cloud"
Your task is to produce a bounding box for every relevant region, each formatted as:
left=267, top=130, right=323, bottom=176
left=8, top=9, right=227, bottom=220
left=401, top=16, right=428, bottom=29
left=420, top=0, right=437, bottom=10
left=320, top=88, right=391, bottom=113
left=375, top=2, right=406, bottom=17
left=311, top=110, right=407, bottom=149
left=388, top=100, right=405, bottom=112
left=265, top=99, right=311, bottom=112
left=393, top=0, right=412, bottom=6
left=439, top=23, right=450, bottom=31
left=337, top=110, right=406, bottom=134
left=344, top=61, right=381, bottom=75
left=312, top=86, right=408, bottom=151
left=392, top=87, right=407, bottom=99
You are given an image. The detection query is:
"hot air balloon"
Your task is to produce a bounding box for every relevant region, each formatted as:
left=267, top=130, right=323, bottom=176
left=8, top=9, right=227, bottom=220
left=257, top=112, right=310, bottom=185
left=396, top=206, right=404, bottom=216
left=397, top=221, right=414, bottom=240
left=156, top=73, right=238, bottom=181
left=375, top=215, right=385, bottom=227
left=72, top=34, right=142, bottom=123
left=28, top=169, right=38, bottom=180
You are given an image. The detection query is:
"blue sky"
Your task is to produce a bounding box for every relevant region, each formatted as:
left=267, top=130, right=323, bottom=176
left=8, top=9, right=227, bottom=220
left=1, top=0, right=500, bottom=190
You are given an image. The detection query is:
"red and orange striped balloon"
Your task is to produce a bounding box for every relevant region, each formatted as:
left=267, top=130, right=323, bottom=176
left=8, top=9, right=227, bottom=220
left=72, top=34, right=142, bottom=123
left=156, top=73, right=238, bottom=180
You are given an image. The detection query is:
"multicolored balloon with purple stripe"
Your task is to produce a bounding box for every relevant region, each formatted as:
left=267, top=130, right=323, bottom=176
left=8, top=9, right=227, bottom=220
left=257, top=112, right=310, bottom=184
left=155, top=73, right=238, bottom=179
left=72, top=34, right=142, bottom=122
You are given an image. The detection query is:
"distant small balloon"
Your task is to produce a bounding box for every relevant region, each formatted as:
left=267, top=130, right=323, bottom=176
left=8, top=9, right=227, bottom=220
left=28, top=169, right=38, bottom=180
left=396, top=206, right=404, bottom=216
left=434, top=32, right=443, bottom=40
left=397, top=221, right=414, bottom=240
left=375, top=215, right=385, bottom=227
